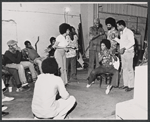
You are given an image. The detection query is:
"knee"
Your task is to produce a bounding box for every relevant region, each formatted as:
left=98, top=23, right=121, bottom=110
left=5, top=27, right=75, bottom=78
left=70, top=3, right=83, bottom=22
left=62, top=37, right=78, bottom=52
left=17, top=64, right=24, bottom=70
left=36, top=60, right=42, bottom=65
left=29, top=62, right=34, bottom=67
left=90, top=70, right=96, bottom=76
left=68, top=96, right=76, bottom=104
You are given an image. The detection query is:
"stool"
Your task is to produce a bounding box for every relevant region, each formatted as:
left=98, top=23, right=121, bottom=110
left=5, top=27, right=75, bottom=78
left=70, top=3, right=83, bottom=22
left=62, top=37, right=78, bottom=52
left=97, top=73, right=113, bottom=87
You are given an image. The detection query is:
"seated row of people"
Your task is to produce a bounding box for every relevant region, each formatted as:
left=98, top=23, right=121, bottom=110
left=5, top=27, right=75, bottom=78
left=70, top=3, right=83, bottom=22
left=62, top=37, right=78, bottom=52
left=3, top=40, right=38, bottom=91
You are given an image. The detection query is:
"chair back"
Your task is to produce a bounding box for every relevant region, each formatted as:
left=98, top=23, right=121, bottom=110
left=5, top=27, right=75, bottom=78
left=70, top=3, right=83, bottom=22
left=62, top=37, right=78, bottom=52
left=112, top=57, right=120, bottom=70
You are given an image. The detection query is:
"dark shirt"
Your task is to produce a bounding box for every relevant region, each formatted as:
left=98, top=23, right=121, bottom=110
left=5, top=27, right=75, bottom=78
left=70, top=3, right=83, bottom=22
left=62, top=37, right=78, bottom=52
left=89, top=26, right=106, bottom=51
left=48, top=45, right=55, bottom=57
left=22, top=48, right=40, bottom=61
left=4, top=50, right=28, bottom=65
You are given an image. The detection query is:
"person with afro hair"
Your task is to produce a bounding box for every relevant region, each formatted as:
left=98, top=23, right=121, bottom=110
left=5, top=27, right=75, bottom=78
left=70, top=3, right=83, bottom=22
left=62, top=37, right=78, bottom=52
left=105, top=17, right=119, bottom=55
left=32, top=57, right=76, bottom=119
left=87, top=39, right=119, bottom=95
left=52, top=23, right=72, bottom=85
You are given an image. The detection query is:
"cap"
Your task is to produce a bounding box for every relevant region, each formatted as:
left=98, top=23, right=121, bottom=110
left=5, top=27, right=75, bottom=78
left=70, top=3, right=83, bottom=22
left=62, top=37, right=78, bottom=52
left=7, top=40, right=18, bottom=46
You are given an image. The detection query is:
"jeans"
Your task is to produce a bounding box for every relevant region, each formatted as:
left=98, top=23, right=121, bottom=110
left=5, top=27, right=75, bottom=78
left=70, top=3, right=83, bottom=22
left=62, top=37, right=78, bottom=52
left=66, top=56, right=77, bottom=80
left=7, top=68, right=22, bottom=88
left=88, top=50, right=99, bottom=77
left=6, top=61, right=37, bottom=84
left=121, top=50, right=134, bottom=88
left=88, top=65, right=118, bottom=86
left=54, top=49, right=68, bottom=85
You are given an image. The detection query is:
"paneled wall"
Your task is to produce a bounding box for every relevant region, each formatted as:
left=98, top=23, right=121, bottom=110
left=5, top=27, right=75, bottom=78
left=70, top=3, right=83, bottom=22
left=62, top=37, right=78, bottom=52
left=96, top=4, right=148, bottom=49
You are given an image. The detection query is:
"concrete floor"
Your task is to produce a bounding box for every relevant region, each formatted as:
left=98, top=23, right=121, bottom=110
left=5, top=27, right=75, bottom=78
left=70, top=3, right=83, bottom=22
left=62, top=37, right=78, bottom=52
left=2, top=69, right=133, bottom=120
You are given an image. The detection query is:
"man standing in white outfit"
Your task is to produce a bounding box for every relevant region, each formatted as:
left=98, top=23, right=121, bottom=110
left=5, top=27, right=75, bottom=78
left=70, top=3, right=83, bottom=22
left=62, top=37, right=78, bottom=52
left=114, top=20, right=135, bottom=92
left=31, top=58, right=76, bottom=119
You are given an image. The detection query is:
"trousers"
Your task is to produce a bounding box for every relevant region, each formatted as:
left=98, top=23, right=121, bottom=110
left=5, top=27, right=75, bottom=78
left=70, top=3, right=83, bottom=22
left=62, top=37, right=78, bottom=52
left=88, top=65, right=118, bottom=86
left=6, top=61, right=37, bottom=84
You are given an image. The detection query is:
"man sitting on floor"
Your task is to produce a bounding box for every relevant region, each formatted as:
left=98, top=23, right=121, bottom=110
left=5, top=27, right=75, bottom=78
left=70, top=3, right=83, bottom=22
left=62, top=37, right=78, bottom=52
left=32, top=58, right=76, bottom=119
left=4, top=40, right=37, bottom=88
left=87, top=39, right=119, bottom=95
left=22, top=40, right=45, bottom=74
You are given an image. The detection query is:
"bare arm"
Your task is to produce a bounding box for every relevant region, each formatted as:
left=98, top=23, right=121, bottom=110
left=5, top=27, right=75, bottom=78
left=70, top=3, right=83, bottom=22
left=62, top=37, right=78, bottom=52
left=35, top=36, right=39, bottom=51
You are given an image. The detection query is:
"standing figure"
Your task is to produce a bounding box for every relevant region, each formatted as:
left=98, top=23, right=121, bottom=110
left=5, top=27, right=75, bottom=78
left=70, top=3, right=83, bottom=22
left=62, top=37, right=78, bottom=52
left=105, top=17, right=119, bottom=55
left=66, top=26, right=78, bottom=82
left=52, top=23, right=71, bottom=85
left=88, top=18, right=106, bottom=78
left=114, top=20, right=135, bottom=92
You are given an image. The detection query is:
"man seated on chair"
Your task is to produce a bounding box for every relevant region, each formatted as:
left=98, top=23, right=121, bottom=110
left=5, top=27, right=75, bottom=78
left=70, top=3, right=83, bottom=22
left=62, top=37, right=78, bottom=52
left=22, top=40, right=45, bottom=74
left=4, top=40, right=37, bottom=88
left=32, top=58, right=76, bottom=119
left=86, top=39, right=119, bottom=95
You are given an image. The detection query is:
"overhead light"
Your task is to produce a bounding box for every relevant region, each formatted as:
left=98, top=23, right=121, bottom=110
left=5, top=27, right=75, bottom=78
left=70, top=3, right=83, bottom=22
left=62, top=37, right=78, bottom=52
left=64, top=7, right=70, bottom=13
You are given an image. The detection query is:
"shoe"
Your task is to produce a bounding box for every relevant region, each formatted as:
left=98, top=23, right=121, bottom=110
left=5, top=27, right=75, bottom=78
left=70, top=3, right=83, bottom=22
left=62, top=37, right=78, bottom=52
left=113, top=86, right=119, bottom=88
left=33, top=77, right=37, bottom=82
left=22, top=83, right=29, bottom=87
left=125, top=88, right=134, bottom=92
left=2, top=111, right=9, bottom=117
left=22, top=85, right=30, bottom=89
left=2, top=106, right=8, bottom=111
left=119, top=86, right=128, bottom=89
left=105, top=85, right=113, bottom=94
left=86, top=81, right=94, bottom=88
left=2, top=97, right=14, bottom=102
left=3, top=88, right=8, bottom=93
left=16, top=87, right=30, bottom=92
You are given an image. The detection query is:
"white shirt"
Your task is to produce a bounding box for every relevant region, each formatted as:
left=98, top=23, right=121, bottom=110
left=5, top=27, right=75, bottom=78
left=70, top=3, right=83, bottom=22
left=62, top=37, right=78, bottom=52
left=54, top=35, right=68, bottom=48
left=114, top=27, right=135, bottom=51
left=32, top=74, right=69, bottom=118
left=66, top=35, right=78, bottom=58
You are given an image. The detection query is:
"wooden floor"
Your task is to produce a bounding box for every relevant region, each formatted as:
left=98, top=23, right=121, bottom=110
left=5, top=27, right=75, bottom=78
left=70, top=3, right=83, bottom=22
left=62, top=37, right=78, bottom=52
left=2, top=69, right=133, bottom=120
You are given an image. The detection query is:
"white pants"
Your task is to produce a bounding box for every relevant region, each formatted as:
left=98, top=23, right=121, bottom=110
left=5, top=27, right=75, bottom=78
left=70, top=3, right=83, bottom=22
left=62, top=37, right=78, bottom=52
left=54, top=96, right=76, bottom=119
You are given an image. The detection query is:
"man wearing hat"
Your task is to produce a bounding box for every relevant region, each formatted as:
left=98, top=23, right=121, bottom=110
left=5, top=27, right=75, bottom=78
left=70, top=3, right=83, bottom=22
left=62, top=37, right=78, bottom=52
left=88, top=18, right=106, bottom=78
left=4, top=40, right=37, bottom=90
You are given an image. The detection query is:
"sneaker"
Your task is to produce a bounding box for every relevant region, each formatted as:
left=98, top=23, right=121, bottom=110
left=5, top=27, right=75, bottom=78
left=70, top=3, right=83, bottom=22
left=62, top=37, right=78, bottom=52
left=22, top=85, right=30, bottom=89
left=105, top=85, right=113, bottom=95
left=2, top=97, right=14, bottom=102
left=86, top=81, right=94, bottom=88
left=22, top=83, right=28, bottom=87
left=2, top=111, right=9, bottom=117
left=16, top=87, right=30, bottom=93
left=3, top=88, right=8, bottom=93
left=2, top=106, right=8, bottom=111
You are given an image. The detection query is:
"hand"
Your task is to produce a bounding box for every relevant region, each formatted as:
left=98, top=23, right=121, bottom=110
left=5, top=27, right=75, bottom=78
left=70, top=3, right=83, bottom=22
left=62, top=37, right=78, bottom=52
left=113, top=55, right=117, bottom=61
left=16, top=47, right=21, bottom=52
left=120, top=48, right=126, bottom=54
left=64, top=47, right=69, bottom=52
left=110, top=33, right=115, bottom=40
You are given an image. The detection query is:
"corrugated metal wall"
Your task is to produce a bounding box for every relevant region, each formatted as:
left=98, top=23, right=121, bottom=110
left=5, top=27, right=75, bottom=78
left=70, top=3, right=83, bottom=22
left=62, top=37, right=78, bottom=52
left=95, top=4, right=148, bottom=49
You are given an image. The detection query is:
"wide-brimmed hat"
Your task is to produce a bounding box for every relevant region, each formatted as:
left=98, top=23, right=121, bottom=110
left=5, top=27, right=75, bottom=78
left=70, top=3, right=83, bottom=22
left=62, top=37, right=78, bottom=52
left=7, top=40, right=18, bottom=46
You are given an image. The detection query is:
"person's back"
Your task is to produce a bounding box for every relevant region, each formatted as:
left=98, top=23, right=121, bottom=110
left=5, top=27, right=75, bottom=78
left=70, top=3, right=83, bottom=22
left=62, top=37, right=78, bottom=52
left=32, top=58, right=76, bottom=119
left=32, top=74, right=67, bottom=118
